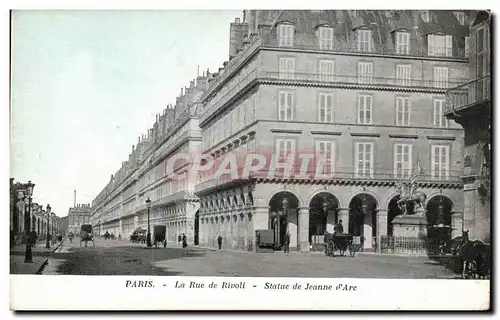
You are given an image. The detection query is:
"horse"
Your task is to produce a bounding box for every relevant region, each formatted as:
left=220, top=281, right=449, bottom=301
left=459, top=232, right=491, bottom=279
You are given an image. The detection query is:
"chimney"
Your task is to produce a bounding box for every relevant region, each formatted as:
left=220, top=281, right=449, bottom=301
left=74, top=190, right=76, bottom=208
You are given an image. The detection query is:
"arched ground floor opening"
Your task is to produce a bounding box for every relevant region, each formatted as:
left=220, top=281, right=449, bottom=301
left=308, top=192, right=340, bottom=248
left=426, top=194, right=454, bottom=242
left=268, top=191, right=300, bottom=249
left=387, top=196, right=402, bottom=236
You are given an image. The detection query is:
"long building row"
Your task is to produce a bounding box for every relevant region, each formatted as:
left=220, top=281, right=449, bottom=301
left=90, top=10, right=489, bottom=252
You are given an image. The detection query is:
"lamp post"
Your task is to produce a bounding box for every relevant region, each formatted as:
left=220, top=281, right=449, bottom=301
left=22, top=181, right=34, bottom=263
left=45, top=204, right=51, bottom=248
left=51, top=213, right=55, bottom=241
left=146, top=198, right=152, bottom=248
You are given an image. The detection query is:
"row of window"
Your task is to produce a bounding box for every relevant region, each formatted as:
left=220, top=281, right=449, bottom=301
left=278, top=57, right=453, bottom=88
left=278, top=23, right=464, bottom=58
left=277, top=90, right=449, bottom=127
left=276, top=139, right=451, bottom=180
left=204, top=95, right=256, bottom=149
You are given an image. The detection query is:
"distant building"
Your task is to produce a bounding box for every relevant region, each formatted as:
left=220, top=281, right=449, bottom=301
left=60, top=216, right=69, bottom=234
left=445, top=10, right=491, bottom=243
left=68, top=204, right=92, bottom=232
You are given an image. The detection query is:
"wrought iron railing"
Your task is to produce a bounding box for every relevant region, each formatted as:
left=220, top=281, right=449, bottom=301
left=195, top=167, right=462, bottom=193
left=260, top=70, right=468, bottom=90
left=380, top=235, right=447, bottom=255
left=262, top=37, right=468, bottom=59
left=445, top=75, right=491, bottom=114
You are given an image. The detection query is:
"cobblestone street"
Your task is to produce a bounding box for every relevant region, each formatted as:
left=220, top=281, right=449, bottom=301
left=41, top=237, right=459, bottom=278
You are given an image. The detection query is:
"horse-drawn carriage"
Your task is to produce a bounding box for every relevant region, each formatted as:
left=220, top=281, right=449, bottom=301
left=130, top=228, right=147, bottom=244
left=80, top=224, right=95, bottom=247
left=324, top=232, right=358, bottom=257
left=153, top=225, right=167, bottom=248
left=449, top=230, right=491, bottom=279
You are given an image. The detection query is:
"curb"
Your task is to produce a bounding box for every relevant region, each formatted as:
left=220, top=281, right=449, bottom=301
left=52, top=237, right=66, bottom=253
left=35, top=259, right=49, bottom=274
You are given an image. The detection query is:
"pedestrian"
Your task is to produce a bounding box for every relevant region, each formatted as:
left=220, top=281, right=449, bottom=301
left=217, top=235, right=222, bottom=250
left=178, top=235, right=181, bottom=243
left=334, top=219, right=344, bottom=236
left=163, top=239, right=167, bottom=248
left=182, top=233, right=187, bottom=248
left=283, top=232, right=290, bottom=253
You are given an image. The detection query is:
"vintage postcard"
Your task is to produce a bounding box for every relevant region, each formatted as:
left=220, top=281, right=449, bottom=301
left=9, top=6, right=491, bottom=311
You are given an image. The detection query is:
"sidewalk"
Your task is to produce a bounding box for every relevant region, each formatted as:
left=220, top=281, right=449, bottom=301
left=10, top=239, right=66, bottom=275
left=10, top=255, right=48, bottom=274
left=10, top=239, right=64, bottom=255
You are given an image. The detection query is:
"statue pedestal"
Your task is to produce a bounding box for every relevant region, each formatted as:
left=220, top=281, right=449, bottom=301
left=392, top=213, right=428, bottom=238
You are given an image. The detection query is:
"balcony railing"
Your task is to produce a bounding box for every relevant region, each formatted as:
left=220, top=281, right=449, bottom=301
left=195, top=167, right=462, bottom=193
left=260, top=70, right=468, bottom=91
left=445, top=75, right=491, bottom=114
left=262, top=37, right=468, bottom=59
left=201, top=69, right=258, bottom=121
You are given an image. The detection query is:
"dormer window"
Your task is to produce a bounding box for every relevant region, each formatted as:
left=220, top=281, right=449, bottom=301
left=421, top=11, right=430, bottom=22
left=454, top=11, right=466, bottom=25
left=395, top=31, right=410, bottom=54
left=357, top=29, right=372, bottom=52
left=278, top=23, right=294, bottom=47
left=428, top=33, right=452, bottom=57
left=317, top=26, right=334, bottom=50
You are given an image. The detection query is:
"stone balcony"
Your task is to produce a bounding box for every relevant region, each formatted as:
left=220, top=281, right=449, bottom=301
left=445, top=75, right=491, bottom=115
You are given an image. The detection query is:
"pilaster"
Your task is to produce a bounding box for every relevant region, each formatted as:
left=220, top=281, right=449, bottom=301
left=376, top=209, right=388, bottom=253
left=298, top=206, right=310, bottom=252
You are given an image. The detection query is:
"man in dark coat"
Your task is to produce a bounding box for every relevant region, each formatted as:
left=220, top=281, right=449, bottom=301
left=334, top=220, right=344, bottom=236
left=283, top=233, right=290, bottom=253
left=182, top=233, right=187, bottom=248
left=217, top=235, right=223, bottom=250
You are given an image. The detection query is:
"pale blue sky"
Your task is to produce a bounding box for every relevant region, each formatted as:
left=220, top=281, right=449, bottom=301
left=11, top=10, right=240, bottom=216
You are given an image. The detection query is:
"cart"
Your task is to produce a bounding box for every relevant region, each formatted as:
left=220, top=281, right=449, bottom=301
left=80, top=224, right=95, bottom=247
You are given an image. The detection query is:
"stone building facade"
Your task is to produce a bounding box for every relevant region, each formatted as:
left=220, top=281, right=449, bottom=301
left=68, top=203, right=91, bottom=232
left=10, top=178, right=62, bottom=244
left=195, top=10, right=471, bottom=252
left=91, top=76, right=208, bottom=243
left=445, top=10, right=491, bottom=243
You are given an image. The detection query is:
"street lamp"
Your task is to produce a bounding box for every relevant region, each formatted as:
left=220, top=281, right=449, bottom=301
left=45, top=205, right=51, bottom=248
left=146, top=198, right=152, bottom=248
left=21, top=181, right=35, bottom=263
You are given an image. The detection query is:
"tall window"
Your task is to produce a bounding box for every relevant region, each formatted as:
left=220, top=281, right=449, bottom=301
left=396, top=97, right=411, bottom=126
left=319, top=60, right=335, bottom=82
left=431, top=145, right=450, bottom=180
left=319, top=27, right=334, bottom=50
left=476, top=28, right=488, bottom=100
left=357, top=94, right=373, bottom=124
left=421, top=11, right=430, bottom=22
left=355, top=142, right=374, bottom=178
left=278, top=24, right=294, bottom=47
left=357, top=29, right=372, bottom=52
left=465, top=36, right=470, bottom=58
left=394, top=144, right=412, bottom=178
left=318, top=93, right=334, bottom=122
left=278, top=91, right=294, bottom=121
left=396, top=32, right=410, bottom=54
left=433, top=99, right=448, bottom=128
left=316, top=140, right=335, bottom=174
left=454, top=11, right=466, bottom=25
left=434, top=66, right=449, bottom=88
left=428, top=34, right=453, bottom=57
left=358, top=62, right=373, bottom=84
left=396, top=64, right=411, bottom=86
left=279, top=57, right=295, bottom=80
left=276, top=139, right=296, bottom=164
